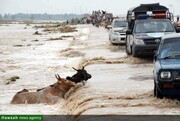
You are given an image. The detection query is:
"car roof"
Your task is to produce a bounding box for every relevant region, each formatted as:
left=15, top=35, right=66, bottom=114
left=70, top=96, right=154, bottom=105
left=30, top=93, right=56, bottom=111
left=162, top=33, right=180, bottom=40
left=127, top=3, right=168, bottom=12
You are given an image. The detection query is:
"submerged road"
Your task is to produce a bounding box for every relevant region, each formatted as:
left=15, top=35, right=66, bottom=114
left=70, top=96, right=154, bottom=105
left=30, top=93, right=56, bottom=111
left=0, top=23, right=180, bottom=116
left=64, top=25, right=180, bottom=115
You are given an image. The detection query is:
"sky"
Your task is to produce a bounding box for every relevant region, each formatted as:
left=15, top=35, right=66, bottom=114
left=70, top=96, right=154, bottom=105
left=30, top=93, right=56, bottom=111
left=0, top=0, right=180, bottom=16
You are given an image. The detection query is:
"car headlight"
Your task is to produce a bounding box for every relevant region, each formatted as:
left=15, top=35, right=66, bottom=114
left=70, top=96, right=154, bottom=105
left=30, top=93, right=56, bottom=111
left=160, top=71, right=171, bottom=79
left=134, top=38, right=144, bottom=45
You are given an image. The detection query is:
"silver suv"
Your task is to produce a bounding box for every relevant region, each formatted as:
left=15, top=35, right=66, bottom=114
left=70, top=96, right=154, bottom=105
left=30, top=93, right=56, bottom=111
left=109, top=19, right=127, bottom=44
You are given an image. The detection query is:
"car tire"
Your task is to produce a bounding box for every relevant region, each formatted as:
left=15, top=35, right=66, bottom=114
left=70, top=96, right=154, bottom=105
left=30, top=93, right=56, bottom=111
left=109, top=35, right=111, bottom=41
left=155, top=84, right=163, bottom=99
left=132, top=44, right=138, bottom=57
left=125, top=38, right=132, bottom=55
left=109, top=36, right=113, bottom=45
left=111, top=42, right=116, bottom=45
left=154, top=82, right=156, bottom=97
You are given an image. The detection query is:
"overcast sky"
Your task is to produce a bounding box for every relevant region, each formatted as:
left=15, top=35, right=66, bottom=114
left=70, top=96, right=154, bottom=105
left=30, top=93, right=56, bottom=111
left=0, top=0, right=180, bottom=15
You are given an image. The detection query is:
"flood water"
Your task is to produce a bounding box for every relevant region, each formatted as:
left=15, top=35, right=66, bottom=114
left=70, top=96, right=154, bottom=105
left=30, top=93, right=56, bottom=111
left=0, top=23, right=180, bottom=115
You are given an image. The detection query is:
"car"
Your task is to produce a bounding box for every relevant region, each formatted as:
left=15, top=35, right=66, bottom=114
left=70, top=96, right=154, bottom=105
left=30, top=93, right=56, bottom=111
left=126, top=19, right=177, bottom=57
left=154, top=33, right=180, bottom=98
left=109, top=19, right=127, bottom=44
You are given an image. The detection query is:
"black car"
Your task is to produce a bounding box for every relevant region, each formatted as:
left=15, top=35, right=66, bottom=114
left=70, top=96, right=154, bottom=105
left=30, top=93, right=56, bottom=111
left=154, top=33, right=180, bottom=98
left=126, top=19, right=177, bottom=57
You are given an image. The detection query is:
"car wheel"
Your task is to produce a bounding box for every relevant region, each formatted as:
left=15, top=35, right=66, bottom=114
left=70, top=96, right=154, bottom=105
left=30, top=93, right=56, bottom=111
left=132, top=44, right=138, bottom=57
left=111, top=42, right=116, bottom=45
left=109, top=38, right=115, bottom=45
left=155, top=84, right=163, bottom=99
left=154, top=81, right=156, bottom=97
left=125, top=38, right=132, bottom=55
left=109, top=36, right=113, bottom=44
left=109, top=35, right=111, bottom=41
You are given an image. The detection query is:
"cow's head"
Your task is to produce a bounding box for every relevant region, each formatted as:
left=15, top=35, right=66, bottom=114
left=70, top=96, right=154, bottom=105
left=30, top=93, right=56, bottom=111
left=72, top=67, right=92, bottom=81
left=55, top=74, right=75, bottom=92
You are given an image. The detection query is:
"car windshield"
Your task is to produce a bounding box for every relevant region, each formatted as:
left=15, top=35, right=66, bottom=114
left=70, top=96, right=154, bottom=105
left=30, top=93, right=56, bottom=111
left=158, top=38, right=180, bottom=59
left=113, top=21, right=127, bottom=28
left=134, top=20, right=174, bottom=33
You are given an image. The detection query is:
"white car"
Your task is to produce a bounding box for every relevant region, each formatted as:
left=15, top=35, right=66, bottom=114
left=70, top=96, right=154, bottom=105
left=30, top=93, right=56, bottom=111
left=109, top=19, right=127, bottom=44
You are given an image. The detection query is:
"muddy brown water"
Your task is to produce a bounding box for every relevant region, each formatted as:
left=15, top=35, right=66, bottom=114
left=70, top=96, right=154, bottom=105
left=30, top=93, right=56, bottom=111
left=0, top=24, right=180, bottom=117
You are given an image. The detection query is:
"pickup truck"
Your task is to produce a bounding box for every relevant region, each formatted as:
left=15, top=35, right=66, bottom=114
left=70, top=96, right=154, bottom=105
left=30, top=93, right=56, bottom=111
left=154, top=33, right=180, bottom=98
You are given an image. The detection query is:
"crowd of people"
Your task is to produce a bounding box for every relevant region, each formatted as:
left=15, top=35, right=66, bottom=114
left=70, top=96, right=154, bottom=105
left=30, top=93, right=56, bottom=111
left=91, top=10, right=113, bottom=27
left=80, top=10, right=113, bottom=28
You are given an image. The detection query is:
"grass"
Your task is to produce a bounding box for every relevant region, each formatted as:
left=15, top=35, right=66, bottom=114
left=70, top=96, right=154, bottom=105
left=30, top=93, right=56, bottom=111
left=48, top=37, right=63, bottom=41
left=59, top=26, right=77, bottom=33
left=13, top=45, right=23, bottom=47
left=43, top=25, right=77, bottom=33
left=9, top=76, right=20, bottom=81
left=6, top=76, right=20, bottom=84
left=33, top=31, right=42, bottom=35
left=61, top=35, right=74, bottom=38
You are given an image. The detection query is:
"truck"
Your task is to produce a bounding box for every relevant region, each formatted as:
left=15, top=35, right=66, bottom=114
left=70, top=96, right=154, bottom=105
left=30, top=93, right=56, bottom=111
left=154, top=33, right=180, bottom=98
left=125, top=3, right=180, bottom=57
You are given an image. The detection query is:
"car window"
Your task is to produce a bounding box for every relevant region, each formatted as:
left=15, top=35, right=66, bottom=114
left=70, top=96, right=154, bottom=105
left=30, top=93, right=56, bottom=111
left=113, top=21, right=127, bottom=28
left=134, top=20, right=174, bottom=33
left=158, top=38, right=180, bottom=58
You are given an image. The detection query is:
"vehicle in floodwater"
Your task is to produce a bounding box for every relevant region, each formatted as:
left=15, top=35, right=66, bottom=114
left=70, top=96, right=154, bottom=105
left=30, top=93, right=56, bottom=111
left=125, top=3, right=180, bottom=57
left=109, top=19, right=127, bottom=44
left=154, top=33, right=180, bottom=98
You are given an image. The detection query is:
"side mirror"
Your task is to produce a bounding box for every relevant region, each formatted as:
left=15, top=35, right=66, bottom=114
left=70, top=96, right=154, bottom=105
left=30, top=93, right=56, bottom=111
left=154, top=54, right=157, bottom=61
left=126, top=30, right=132, bottom=35
left=170, top=13, right=174, bottom=21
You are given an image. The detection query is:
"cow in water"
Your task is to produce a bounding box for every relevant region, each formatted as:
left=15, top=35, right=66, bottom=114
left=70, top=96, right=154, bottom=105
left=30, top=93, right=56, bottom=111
left=66, top=67, right=92, bottom=84
left=11, top=74, right=75, bottom=104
